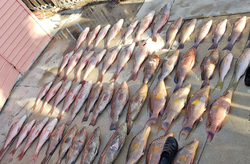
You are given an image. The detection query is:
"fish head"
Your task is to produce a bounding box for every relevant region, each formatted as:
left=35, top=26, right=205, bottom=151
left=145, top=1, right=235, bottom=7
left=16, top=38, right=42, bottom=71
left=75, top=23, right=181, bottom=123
left=121, top=81, right=128, bottom=89
left=95, top=127, right=101, bottom=136
left=142, top=124, right=151, bottom=140
left=118, top=19, right=124, bottom=26
left=183, top=83, right=192, bottom=93
left=140, top=84, right=149, bottom=97
left=72, top=124, right=78, bottom=132
left=42, top=117, right=49, bottom=124
left=186, top=139, right=199, bottom=152
left=188, top=47, right=197, bottom=56
left=224, top=90, right=233, bottom=101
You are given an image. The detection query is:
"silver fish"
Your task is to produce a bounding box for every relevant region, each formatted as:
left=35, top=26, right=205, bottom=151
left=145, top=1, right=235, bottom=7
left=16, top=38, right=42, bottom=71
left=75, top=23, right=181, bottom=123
left=121, top=20, right=139, bottom=45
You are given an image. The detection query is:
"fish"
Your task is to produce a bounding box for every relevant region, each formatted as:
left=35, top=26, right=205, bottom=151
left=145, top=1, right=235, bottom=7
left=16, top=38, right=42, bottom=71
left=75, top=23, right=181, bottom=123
left=158, top=50, right=179, bottom=80
left=105, top=19, right=124, bottom=49
left=40, top=123, right=66, bottom=164
left=97, top=122, right=127, bottom=164
left=129, top=39, right=150, bottom=81
left=110, top=43, right=135, bottom=81
left=38, top=80, right=63, bottom=114
left=57, top=84, right=82, bottom=122
left=143, top=52, right=160, bottom=84
left=152, top=3, right=171, bottom=42
left=74, top=27, right=90, bottom=52
left=0, top=115, right=27, bottom=157
left=97, top=45, right=122, bottom=82
left=86, top=25, right=101, bottom=51
left=206, top=90, right=233, bottom=141
left=145, top=132, right=173, bottom=164
left=126, top=84, right=148, bottom=134
left=174, top=47, right=197, bottom=92
left=33, top=81, right=53, bottom=111
left=126, top=124, right=151, bottom=164
left=63, top=49, right=84, bottom=81
left=80, top=127, right=101, bottom=164
left=213, top=53, right=233, bottom=91
left=74, top=51, right=95, bottom=82
left=134, top=10, right=155, bottom=46
left=165, top=17, right=183, bottom=49
left=178, top=18, right=197, bottom=49
left=223, top=16, right=246, bottom=51
left=225, top=49, right=250, bottom=92
left=91, top=24, right=111, bottom=51
left=90, top=82, right=115, bottom=126
left=193, top=19, right=212, bottom=48
left=10, top=119, right=35, bottom=156
left=30, top=118, right=58, bottom=162
left=208, top=19, right=227, bottom=50
left=57, top=51, right=74, bottom=77
left=200, top=49, right=219, bottom=88
left=110, top=81, right=129, bottom=130
left=82, top=82, right=103, bottom=122
left=48, top=80, right=72, bottom=115
left=172, top=139, right=199, bottom=164
left=17, top=117, right=49, bottom=161
left=179, top=85, right=210, bottom=139
left=121, top=20, right=139, bottom=45
left=66, top=81, right=92, bottom=126
left=147, top=79, right=167, bottom=124
left=65, top=126, right=87, bottom=164
left=161, top=84, right=191, bottom=132
left=80, top=49, right=106, bottom=84
left=55, top=124, right=78, bottom=164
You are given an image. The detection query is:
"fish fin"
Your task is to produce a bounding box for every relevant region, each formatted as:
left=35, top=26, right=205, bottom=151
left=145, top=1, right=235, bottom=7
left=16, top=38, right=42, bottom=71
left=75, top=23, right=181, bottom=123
left=224, top=78, right=237, bottom=94
left=217, top=123, right=223, bottom=132
left=10, top=148, right=17, bottom=156
left=207, top=131, right=214, bottom=142
left=177, top=43, right=184, bottom=49
left=152, top=35, right=157, bottom=42
left=40, top=156, right=48, bottom=164
left=90, top=47, right=96, bottom=51
left=82, top=113, right=89, bottom=122
left=30, top=154, right=38, bottom=162
left=201, top=80, right=209, bottom=89
left=0, top=147, right=5, bottom=157
left=57, top=72, right=61, bottom=77
left=17, top=151, right=25, bottom=161
left=97, top=74, right=104, bottom=83
left=110, top=121, right=118, bottom=130
left=147, top=116, right=157, bottom=124
left=48, top=107, right=56, bottom=115
left=128, top=71, right=138, bottom=81
left=179, top=126, right=192, bottom=140
left=222, top=42, right=233, bottom=51
left=173, top=82, right=182, bottom=93
left=160, top=108, right=165, bottom=116
left=135, top=41, right=139, bottom=47
left=246, top=41, right=250, bottom=49
left=62, top=75, right=67, bottom=81
left=174, top=74, right=178, bottom=84
left=161, top=122, right=170, bottom=132
left=228, top=35, right=231, bottom=42
left=212, top=37, right=214, bottom=43
left=90, top=114, right=98, bottom=126
left=213, top=79, right=224, bottom=91
left=208, top=43, right=218, bottom=50
left=110, top=72, right=119, bottom=82
left=73, top=76, right=78, bottom=82
left=57, top=112, right=64, bottom=122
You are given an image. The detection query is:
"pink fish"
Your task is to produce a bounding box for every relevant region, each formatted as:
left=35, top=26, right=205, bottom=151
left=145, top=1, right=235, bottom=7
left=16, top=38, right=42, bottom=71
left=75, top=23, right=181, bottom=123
left=80, top=49, right=106, bottom=84
left=86, top=25, right=101, bottom=51
left=17, top=117, right=49, bottom=161
left=48, top=80, right=72, bottom=115
left=10, top=119, right=35, bottom=156
left=121, top=20, right=139, bottom=45
left=135, top=10, right=155, bottom=46
left=90, top=82, right=115, bottom=126
left=57, top=84, right=82, bottom=122
left=97, top=45, right=122, bottom=82
left=74, top=51, right=94, bottom=82
left=129, top=39, right=150, bottom=81
left=91, top=24, right=111, bottom=51
left=57, top=51, right=74, bottom=77
left=105, top=19, right=124, bottom=49
left=63, top=49, right=84, bottom=81
left=152, top=3, right=171, bottom=42
left=33, top=81, right=53, bottom=111
left=0, top=115, right=27, bottom=157
left=82, top=82, right=103, bottom=122
left=74, top=27, right=90, bottom=52
left=38, top=80, right=63, bottom=114
left=66, top=81, right=92, bottom=126
left=30, top=118, right=58, bottom=162
left=110, top=43, right=135, bottom=81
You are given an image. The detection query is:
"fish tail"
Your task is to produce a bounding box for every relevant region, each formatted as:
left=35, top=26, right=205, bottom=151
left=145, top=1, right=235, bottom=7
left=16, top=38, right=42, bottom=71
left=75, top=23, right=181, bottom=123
left=156, top=125, right=163, bottom=135
left=179, top=126, right=192, bottom=140
left=10, top=148, right=17, bottom=156
left=207, top=131, right=215, bottom=142
left=0, top=147, right=5, bottom=157
left=177, top=43, right=184, bottom=49
left=173, top=82, right=182, bottom=93
left=86, top=45, right=90, bottom=51
left=65, top=117, right=74, bottom=126
left=110, top=120, right=118, bottom=130
left=135, top=41, right=139, bottom=47
left=213, top=79, right=224, bottom=91
left=127, top=121, right=133, bottom=135
left=147, top=116, right=158, bottom=124
left=246, top=42, right=250, bottom=49
left=224, top=78, right=237, bottom=94
left=201, top=80, right=209, bottom=89
left=208, top=43, right=218, bottom=50
left=73, top=75, right=78, bottom=82
left=57, top=112, right=64, bottom=122
left=122, top=38, right=126, bottom=45
left=110, top=72, right=118, bottom=82
left=161, top=122, right=170, bottom=132
left=90, top=114, right=98, bottom=126
left=222, top=42, right=233, bottom=51
left=192, top=43, right=198, bottom=49
left=30, top=153, right=38, bottom=162
left=158, top=73, right=162, bottom=80
left=40, top=156, right=48, bottom=164
left=152, top=35, right=157, bottom=42
left=17, top=151, right=25, bottom=161
left=82, top=113, right=89, bottom=122
left=97, top=74, right=104, bottom=83
left=38, top=106, right=45, bottom=114
left=62, top=75, right=67, bottom=81
left=57, top=72, right=61, bottom=77
left=90, top=46, right=96, bottom=51
left=105, top=45, right=108, bottom=49
left=80, top=80, right=86, bottom=85
left=32, top=104, right=37, bottom=111
left=48, top=107, right=56, bottom=115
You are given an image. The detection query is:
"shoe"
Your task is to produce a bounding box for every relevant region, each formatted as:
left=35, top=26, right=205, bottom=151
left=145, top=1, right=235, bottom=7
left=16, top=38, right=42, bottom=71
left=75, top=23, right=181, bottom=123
left=159, top=137, right=178, bottom=164
left=245, top=66, right=250, bottom=86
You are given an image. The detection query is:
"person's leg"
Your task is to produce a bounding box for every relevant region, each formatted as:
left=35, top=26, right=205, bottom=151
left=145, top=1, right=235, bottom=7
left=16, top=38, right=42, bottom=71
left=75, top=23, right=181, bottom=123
left=159, top=137, right=178, bottom=164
